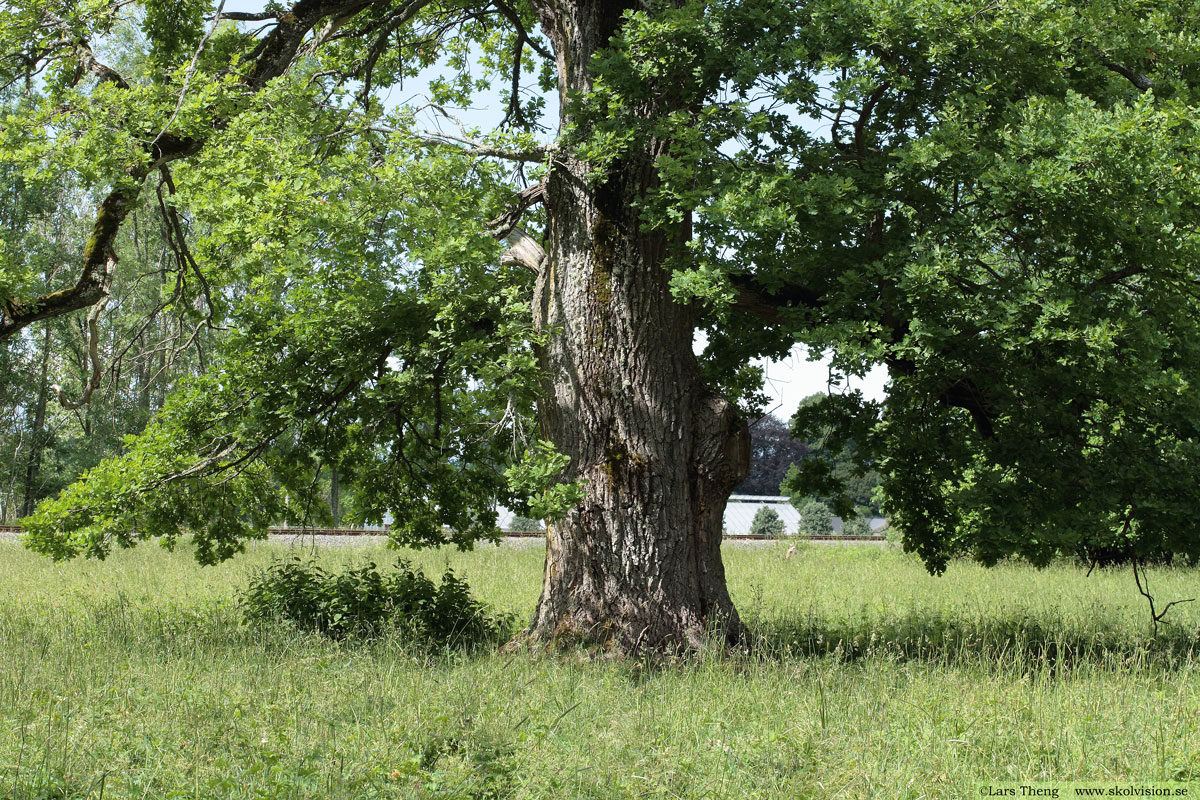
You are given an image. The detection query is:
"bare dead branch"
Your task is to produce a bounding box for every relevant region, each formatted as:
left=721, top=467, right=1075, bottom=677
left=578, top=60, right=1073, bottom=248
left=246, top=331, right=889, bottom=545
left=499, top=228, right=546, bottom=273
left=408, top=104, right=549, bottom=161
left=1133, top=555, right=1195, bottom=639
left=417, top=132, right=548, bottom=162
left=51, top=260, right=114, bottom=410
left=487, top=182, right=545, bottom=239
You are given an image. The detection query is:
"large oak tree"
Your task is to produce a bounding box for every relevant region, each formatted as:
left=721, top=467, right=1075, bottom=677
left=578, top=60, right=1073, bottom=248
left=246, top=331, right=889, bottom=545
left=4, top=0, right=1200, bottom=653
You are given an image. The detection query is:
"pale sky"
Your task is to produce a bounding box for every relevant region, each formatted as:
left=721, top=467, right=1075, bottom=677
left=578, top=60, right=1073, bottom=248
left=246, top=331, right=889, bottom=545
left=692, top=336, right=888, bottom=421
left=760, top=347, right=889, bottom=419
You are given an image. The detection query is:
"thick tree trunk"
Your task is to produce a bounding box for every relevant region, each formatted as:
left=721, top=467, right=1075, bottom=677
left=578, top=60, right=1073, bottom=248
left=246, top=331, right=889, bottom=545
left=523, top=0, right=750, bottom=654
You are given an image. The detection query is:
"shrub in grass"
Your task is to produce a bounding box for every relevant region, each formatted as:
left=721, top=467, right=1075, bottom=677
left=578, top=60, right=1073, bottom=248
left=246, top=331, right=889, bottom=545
left=508, top=515, right=543, bottom=532
left=749, top=506, right=786, bottom=538
left=240, top=557, right=507, bottom=644
left=841, top=516, right=873, bottom=538
left=797, top=498, right=834, bottom=537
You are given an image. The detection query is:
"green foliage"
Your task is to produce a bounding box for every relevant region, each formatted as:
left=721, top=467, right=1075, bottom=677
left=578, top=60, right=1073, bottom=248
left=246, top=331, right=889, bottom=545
left=0, top=86, right=212, bottom=522
left=507, top=514, right=543, bottom=533
left=240, top=556, right=508, bottom=644
left=840, top=515, right=873, bottom=538
left=781, top=394, right=882, bottom=516
left=141, top=0, right=207, bottom=71
left=5, top=0, right=1200, bottom=581
left=748, top=506, right=786, bottom=538
left=18, top=75, right=559, bottom=558
left=503, top=441, right=585, bottom=521
left=795, top=498, right=834, bottom=537
left=611, top=0, right=1200, bottom=572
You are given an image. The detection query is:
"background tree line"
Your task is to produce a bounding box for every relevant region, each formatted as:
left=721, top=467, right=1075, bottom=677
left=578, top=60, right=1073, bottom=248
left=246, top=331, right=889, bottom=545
left=1, top=82, right=211, bottom=521
left=737, top=395, right=883, bottom=517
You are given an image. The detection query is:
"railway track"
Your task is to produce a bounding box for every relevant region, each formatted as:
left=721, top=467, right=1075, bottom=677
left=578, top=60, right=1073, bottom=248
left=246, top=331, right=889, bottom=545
left=0, top=524, right=883, bottom=542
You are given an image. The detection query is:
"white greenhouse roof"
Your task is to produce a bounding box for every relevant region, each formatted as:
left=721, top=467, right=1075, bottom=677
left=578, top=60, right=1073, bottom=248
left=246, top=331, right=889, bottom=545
left=724, top=496, right=802, bottom=536
left=497, top=497, right=885, bottom=537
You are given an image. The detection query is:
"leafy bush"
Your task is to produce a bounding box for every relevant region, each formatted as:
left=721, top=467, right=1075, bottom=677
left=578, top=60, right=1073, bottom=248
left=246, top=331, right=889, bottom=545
left=796, top=498, right=834, bottom=537
left=841, top=516, right=873, bottom=538
left=508, top=515, right=543, bottom=532
left=240, top=557, right=508, bottom=645
left=749, top=506, right=786, bottom=538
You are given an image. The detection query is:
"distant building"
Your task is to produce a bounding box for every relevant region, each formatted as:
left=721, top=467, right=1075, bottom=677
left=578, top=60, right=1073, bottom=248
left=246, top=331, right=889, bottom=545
left=723, top=495, right=887, bottom=537
left=723, top=495, right=801, bottom=536
left=495, top=496, right=886, bottom=537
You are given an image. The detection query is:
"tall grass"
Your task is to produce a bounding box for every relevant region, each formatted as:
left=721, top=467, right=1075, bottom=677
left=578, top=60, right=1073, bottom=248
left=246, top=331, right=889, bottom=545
left=0, top=538, right=1197, bottom=799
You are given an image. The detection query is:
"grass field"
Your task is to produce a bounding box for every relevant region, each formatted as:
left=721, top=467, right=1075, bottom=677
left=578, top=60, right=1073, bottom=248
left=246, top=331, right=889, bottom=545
left=1, top=537, right=1198, bottom=799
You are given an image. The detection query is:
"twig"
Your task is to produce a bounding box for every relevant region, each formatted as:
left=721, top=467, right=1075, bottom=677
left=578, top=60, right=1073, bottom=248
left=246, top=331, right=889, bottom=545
left=152, top=0, right=228, bottom=152
left=1132, top=557, right=1195, bottom=639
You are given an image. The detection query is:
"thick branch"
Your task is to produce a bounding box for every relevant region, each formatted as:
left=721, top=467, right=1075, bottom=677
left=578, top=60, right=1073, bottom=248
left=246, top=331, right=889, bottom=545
left=1090, top=46, right=1154, bottom=92
left=886, top=352, right=996, bottom=438
left=216, top=10, right=281, bottom=20
left=939, top=377, right=995, bottom=438
left=1, top=0, right=420, bottom=344
left=850, top=82, right=888, bottom=162
left=245, top=0, right=386, bottom=88
left=1, top=183, right=135, bottom=339
left=487, top=182, right=545, bottom=238
left=302, top=1, right=377, bottom=56
left=499, top=227, right=546, bottom=273
left=74, top=38, right=129, bottom=90
left=728, top=274, right=822, bottom=324
left=486, top=184, right=545, bottom=272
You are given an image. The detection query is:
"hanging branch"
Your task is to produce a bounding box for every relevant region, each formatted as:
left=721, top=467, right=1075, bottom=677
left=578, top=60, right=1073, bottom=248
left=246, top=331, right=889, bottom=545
left=51, top=280, right=112, bottom=410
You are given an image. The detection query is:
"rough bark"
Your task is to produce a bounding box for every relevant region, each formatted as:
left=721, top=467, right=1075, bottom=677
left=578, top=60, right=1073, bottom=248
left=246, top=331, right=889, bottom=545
left=521, top=0, right=750, bottom=655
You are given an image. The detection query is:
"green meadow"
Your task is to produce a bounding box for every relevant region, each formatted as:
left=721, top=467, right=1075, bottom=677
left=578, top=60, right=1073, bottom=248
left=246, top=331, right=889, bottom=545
left=1, top=538, right=1197, bottom=799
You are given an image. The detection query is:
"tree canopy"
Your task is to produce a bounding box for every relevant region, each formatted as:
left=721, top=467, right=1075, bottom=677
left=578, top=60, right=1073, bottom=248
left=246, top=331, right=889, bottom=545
left=2, top=0, right=1199, bottom=642
left=780, top=393, right=882, bottom=514
left=734, top=413, right=810, bottom=496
